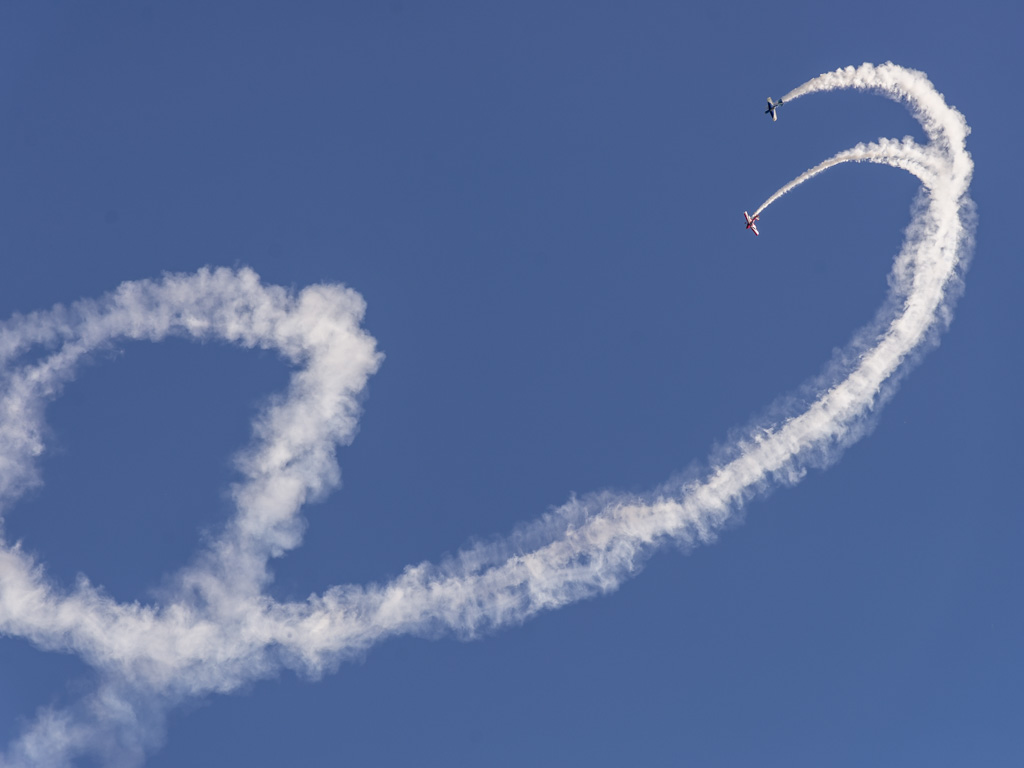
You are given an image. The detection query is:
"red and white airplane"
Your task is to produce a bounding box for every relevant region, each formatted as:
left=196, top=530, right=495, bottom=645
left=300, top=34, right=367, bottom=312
left=743, top=211, right=760, bottom=236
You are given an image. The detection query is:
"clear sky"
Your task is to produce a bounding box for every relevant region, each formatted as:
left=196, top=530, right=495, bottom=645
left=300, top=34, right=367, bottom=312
left=0, top=2, right=1021, bottom=766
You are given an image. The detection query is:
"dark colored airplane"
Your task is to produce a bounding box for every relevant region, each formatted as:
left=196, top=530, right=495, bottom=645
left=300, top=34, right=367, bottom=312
left=765, top=97, right=783, bottom=121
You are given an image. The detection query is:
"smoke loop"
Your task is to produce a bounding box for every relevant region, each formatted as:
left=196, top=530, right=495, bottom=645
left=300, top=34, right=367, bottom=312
left=0, top=63, right=974, bottom=766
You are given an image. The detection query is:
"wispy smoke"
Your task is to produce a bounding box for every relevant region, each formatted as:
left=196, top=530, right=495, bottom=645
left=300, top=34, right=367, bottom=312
left=0, top=63, right=974, bottom=766
left=752, top=137, right=940, bottom=218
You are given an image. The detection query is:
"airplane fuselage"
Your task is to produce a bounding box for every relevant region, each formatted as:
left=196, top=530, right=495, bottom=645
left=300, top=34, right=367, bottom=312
left=744, top=211, right=759, bottom=236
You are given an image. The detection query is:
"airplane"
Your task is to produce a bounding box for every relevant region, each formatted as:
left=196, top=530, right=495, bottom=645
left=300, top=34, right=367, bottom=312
left=765, top=97, right=783, bottom=121
left=744, top=211, right=760, bottom=236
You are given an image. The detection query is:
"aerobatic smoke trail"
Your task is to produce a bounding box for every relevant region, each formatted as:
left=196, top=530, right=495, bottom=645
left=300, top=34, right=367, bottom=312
left=752, top=138, right=939, bottom=218
left=0, top=62, right=973, bottom=766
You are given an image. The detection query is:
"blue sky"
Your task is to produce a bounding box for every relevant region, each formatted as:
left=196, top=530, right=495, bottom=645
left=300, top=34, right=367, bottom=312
left=0, top=2, right=1021, bottom=766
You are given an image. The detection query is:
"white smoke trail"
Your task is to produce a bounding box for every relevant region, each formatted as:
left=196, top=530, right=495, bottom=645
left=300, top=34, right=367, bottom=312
left=0, top=62, right=973, bottom=765
left=751, top=137, right=939, bottom=218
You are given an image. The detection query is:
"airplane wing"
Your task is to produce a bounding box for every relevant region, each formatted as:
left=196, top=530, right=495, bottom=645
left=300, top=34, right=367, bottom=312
left=771, top=109, right=777, bottom=121
left=751, top=224, right=759, bottom=235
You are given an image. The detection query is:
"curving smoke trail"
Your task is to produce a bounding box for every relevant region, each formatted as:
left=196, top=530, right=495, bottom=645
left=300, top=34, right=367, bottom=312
left=0, top=62, right=974, bottom=766
left=751, top=137, right=940, bottom=218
